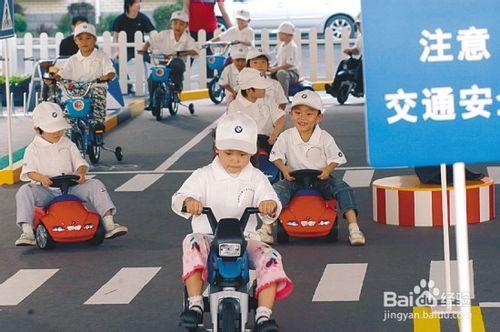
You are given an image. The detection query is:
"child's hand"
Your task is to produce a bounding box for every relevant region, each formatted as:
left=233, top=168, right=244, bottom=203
left=184, top=197, right=203, bottom=216
left=137, top=49, right=148, bottom=55
left=267, top=133, right=278, bottom=145
left=259, top=200, right=277, bottom=218
left=317, top=168, right=331, bottom=180
left=76, top=172, right=86, bottom=184
left=40, top=175, right=53, bottom=188
left=98, top=75, right=110, bottom=82
left=283, top=167, right=295, bottom=182
left=48, top=66, right=59, bottom=74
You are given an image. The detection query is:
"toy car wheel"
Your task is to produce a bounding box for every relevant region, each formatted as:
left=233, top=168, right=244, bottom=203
left=219, top=299, right=238, bottom=332
left=153, top=89, right=163, bottom=121
left=326, top=218, right=339, bottom=242
left=337, top=83, right=350, bottom=105
left=188, top=103, right=195, bottom=115
left=87, top=144, right=101, bottom=164
left=115, top=147, right=123, bottom=161
left=35, top=223, right=55, bottom=249
left=208, top=78, right=225, bottom=104
left=87, top=221, right=105, bottom=246
left=168, top=99, right=178, bottom=116
left=276, top=220, right=289, bottom=244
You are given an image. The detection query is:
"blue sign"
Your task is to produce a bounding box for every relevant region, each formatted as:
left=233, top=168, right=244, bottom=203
left=0, top=0, right=13, bottom=39
left=362, top=0, right=500, bottom=167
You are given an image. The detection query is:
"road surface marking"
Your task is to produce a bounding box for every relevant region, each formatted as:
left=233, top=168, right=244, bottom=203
left=115, top=117, right=223, bottom=192
left=429, top=260, right=475, bottom=299
left=342, top=169, right=374, bottom=188
left=84, top=267, right=161, bottom=305
left=312, top=263, right=367, bottom=301
left=479, top=302, right=500, bottom=308
left=0, top=269, right=59, bottom=306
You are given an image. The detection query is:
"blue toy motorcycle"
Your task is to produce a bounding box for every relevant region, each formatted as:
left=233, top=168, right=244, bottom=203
left=203, top=41, right=237, bottom=105
left=255, top=134, right=281, bottom=184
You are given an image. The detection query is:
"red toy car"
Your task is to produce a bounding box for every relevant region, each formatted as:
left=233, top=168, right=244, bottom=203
left=33, top=175, right=105, bottom=249
left=277, top=170, right=339, bottom=243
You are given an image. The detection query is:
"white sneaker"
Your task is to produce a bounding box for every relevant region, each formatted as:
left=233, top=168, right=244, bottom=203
left=15, top=232, right=36, bottom=246
left=103, top=220, right=128, bottom=239
left=257, top=224, right=274, bottom=244
left=349, top=229, right=366, bottom=246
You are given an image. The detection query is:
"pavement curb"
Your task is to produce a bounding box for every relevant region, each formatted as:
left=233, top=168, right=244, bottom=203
left=0, top=99, right=145, bottom=186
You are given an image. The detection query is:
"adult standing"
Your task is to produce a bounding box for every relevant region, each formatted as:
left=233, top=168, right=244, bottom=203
left=183, top=0, right=232, bottom=78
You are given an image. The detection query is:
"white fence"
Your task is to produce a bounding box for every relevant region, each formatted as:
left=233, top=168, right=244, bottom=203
left=1, top=27, right=353, bottom=97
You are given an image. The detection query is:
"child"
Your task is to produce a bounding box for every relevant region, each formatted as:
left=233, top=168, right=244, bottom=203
left=269, top=22, right=300, bottom=99
left=14, top=102, right=127, bottom=246
left=50, top=23, right=115, bottom=131
left=268, top=90, right=366, bottom=246
left=210, top=9, right=254, bottom=47
left=227, top=67, right=285, bottom=146
left=246, top=48, right=289, bottom=111
left=218, top=46, right=247, bottom=104
left=139, top=10, right=198, bottom=110
left=172, top=112, right=293, bottom=330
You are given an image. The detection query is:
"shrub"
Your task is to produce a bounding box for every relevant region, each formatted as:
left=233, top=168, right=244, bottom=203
left=153, top=1, right=183, bottom=31
left=14, top=14, right=27, bottom=33
left=14, top=3, right=25, bottom=16
left=57, top=13, right=72, bottom=35
left=96, top=14, right=119, bottom=34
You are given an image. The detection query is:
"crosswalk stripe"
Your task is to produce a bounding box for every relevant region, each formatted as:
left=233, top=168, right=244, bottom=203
left=413, top=306, right=441, bottom=332
left=342, top=169, right=374, bottom=188
left=0, top=269, right=59, bottom=306
left=479, top=302, right=500, bottom=308
left=457, top=306, right=486, bottom=332
left=312, top=263, right=367, bottom=302
left=84, top=267, right=161, bottom=305
left=115, top=116, right=223, bottom=192
left=487, top=166, right=500, bottom=183
left=429, top=260, right=475, bottom=300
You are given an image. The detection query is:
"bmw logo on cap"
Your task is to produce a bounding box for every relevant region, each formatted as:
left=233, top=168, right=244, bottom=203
left=301, top=93, right=308, bottom=99
left=234, top=125, right=243, bottom=133
left=52, top=112, right=58, bottom=118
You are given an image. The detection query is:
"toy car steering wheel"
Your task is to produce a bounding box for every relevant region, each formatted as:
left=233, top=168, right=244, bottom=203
left=289, top=169, right=322, bottom=187
left=50, top=174, right=80, bottom=195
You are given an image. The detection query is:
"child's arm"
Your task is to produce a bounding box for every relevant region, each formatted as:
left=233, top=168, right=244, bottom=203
left=318, top=162, right=339, bottom=180
left=183, top=197, right=203, bottom=216
left=254, top=172, right=283, bottom=222
left=99, top=72, right=115, bottom=82
left=76, top=165, right=89, bottom=184
left=268, top=115, right=285, bottom=145
left=178, top=50, right=198, bottom=57
left=269, top=136, right=295, bottom=181
left=224, top=85, right=236, bottom=96
left=319, top=134, right=347, bottom=180
left=27, top=172, right=53, bottom=187
left=138, top=41, right=151, bottom=54
left=272, top=159, right=295, bottom=182
left=172, top=169, right=205, bottom=219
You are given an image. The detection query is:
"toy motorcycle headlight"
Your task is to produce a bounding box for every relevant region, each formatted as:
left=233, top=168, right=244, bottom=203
left=218, top=243, right=241, bottom=257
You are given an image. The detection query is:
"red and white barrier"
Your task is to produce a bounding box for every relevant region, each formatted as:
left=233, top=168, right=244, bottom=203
left=373, top=175, right=495, bottom=227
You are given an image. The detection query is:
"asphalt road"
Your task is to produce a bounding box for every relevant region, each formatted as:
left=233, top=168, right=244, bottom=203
left=0, top=93, right=499, bottom=332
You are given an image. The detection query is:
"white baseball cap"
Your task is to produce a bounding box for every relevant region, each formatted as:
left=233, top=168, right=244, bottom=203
left=230, top=47, right=248, bottom=60
left=291, top=90, right=324, bottom=113
left=33, top=102, right=71, bottom=133
left=235, top=9, right=251, bottom=21
left=215, top=112, right=258, bottom=155
left=278, top=21, right=295, bottom=35
left=171, top=10, right=189, bottom=23
left=74, top=23, right=96, bottom=38
left=237, top=67, right=272, bottom=90
left=245, top=48, right=271, bottom=62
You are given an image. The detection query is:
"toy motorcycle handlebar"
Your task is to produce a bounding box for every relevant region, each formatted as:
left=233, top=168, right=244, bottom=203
left=181, top=206, right=260, bottom=234
left=49, top=174, right=80, bottom=194
left=289, top=169, right=323, bottom=187
left=146, top=51, right=176, bottom=66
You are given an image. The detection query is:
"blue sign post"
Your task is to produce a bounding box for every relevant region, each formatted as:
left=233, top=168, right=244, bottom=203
left=362, top=1, right=499, bottom=330
left=1, top=0, right=14, bottom=170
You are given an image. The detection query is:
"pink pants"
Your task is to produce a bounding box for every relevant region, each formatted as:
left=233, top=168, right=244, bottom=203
left=182, top=233, right=293, bottom=301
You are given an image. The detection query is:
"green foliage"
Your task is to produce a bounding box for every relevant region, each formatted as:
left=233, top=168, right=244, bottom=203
left=0, top=74, right=31, bottom=86
left=14, top=3, right=25, bottom=16
left=14, top=13, right=27, bottom=33
left=57, top=13, right=72, bottom=35
left=96, top=14, right=119, bottom=34
left=67, top=2, right=95, bottom=24
left=153, top=1, right=183, bottom=31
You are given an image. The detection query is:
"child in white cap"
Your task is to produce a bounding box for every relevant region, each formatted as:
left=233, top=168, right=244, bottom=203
left=228, top=67, right=285, bottom=146
left=218, top=46, right=247, bottom=105
left=246, top=48, right=289, bottom=112
left=50, top=23, right=115, bottom=132
left=269, top=22, right=300, bottom=98
left=268, top=90, right=366, bottom=246
left=139, top=10, right=198, bottom=110
left=210, top=9, right=254, bottom=47
left=14, top=102, right=127, bottom=246
left=172, top=112, right=293, bottom=331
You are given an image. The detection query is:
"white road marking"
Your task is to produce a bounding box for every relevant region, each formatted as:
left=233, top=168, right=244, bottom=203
left=487, top=166, right=500, bottom=183
left=0, top=269, right=59, bottom=306
left=86, top=175, right=96, bottom=179
left=84, top=267, right=161, bottom=305
left=479, top=302, right=500, bottom=308
left=115, top=116, right=223, bottom=192
left=342, top=169, right=374, bottom=188
left=312, top=263, right=367, bottom=302
left=429, top=260, right=475, bottom=299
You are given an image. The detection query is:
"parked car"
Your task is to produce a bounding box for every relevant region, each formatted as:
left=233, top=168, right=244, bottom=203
left=216, top=0, right=360, bottom=38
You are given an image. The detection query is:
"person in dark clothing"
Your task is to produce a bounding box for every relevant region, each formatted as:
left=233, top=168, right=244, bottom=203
left=59, top=16, right=89, bottom=57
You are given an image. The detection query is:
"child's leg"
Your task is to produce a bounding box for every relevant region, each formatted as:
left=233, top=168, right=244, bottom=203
left=146, top=76, right=158, bottom=109
left=276, top=70, right=291, bottom=98
left=90, top=86, right=108, bottom=126
left=247, top=240, right=293, bottom=324
left=170, top=58, right=186, bottom=92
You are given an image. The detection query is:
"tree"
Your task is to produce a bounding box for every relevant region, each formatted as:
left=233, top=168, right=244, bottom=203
left=153, top=1, right=183, bottom=31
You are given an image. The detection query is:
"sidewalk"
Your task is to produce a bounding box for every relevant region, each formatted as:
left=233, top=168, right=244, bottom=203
left=0, top=97, right=145, bottom=185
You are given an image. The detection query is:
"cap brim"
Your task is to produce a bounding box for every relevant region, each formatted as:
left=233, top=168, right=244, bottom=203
left=39, top=120, right=71, bottom=133
left=240, top=78, right=273, bottom=90
left=216, top=139, right=256, bottom=155
left=235, top=15, right=250, bottom=21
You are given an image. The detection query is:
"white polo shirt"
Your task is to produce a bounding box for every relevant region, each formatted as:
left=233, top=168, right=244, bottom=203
left=219, top=63, right=240, bottom=91
left=59, top=49, right=115, bottom=82
left=266, top=78, right=288, bottom=107
left=21, top=136, right=89, bottom=183
left=172, top=156, right=282, bottom=235
left=227, top=93, right=285, bottom=135
left=276, top=40, right=300, bottom=73
left=148, top=29, right=197, bottom=61
left=269, top=126, right=347, bottom=170
left=218, top=26, right=254, bottom=46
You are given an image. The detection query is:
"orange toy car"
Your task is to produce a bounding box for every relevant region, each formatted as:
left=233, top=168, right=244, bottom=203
left=277, top=169, right=339, bottom=243
left=33, top=175, right=105, bottom=249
